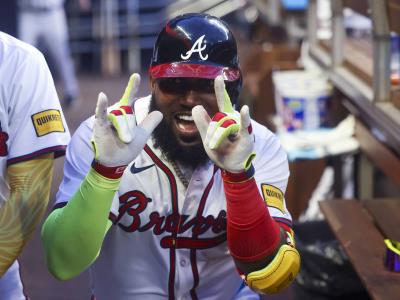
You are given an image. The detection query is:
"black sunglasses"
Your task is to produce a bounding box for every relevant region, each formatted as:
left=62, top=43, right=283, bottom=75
left=156, top=78, right=215, bottom=94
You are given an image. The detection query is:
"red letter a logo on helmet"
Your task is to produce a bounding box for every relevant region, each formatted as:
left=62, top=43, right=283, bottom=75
left=181, top=35, right=208, bottom=61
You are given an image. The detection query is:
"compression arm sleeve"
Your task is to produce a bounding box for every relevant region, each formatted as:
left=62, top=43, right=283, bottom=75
left=0, top=154, right=53, bottom=277
left=41, top=168, right=119, bottom=280
left=222, top=168, right=282, bottom=264
left=223, top=167, right=301, bottom=294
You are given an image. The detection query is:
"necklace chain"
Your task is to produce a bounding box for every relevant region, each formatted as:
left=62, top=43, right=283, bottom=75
left=170, top=160, right=189, bottom=189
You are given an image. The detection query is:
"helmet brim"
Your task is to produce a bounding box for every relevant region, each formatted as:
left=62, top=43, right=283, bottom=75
left=149, top=63, right=240, bottom=81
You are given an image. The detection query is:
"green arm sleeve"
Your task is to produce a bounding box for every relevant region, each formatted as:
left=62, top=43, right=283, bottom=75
left=41, top=168, right=120, bottom=280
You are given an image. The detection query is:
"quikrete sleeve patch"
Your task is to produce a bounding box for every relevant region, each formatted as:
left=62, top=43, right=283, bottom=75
left=261, top=184, right=285, bottom=213
left=31, top=109, right=65, bottom=137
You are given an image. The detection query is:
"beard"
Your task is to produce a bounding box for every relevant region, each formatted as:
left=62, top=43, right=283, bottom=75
left=149, top=93, right=209, bottom=169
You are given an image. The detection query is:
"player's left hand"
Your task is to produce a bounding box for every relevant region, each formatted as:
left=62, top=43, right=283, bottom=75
left=192, top=75, right=256, bottom=173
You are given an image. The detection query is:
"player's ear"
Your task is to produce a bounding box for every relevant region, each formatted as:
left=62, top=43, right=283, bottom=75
left=149, top=76, right=157, bottom=91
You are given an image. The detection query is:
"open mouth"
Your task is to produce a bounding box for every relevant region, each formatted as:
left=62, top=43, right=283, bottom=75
left=174, top=112, right=199, bottom=137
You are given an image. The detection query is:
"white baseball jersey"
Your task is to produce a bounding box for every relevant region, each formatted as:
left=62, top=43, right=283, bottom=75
left=0, top=31, right=70, bottom=299
left=56, top=96, right=292, bottom=300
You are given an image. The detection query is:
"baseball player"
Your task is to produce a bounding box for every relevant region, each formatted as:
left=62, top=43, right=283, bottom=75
left=42, top=13, right=300, bottom=299
left=0, top=31, right=70, bottom=299
left=17, top=0, right=79, bottom=107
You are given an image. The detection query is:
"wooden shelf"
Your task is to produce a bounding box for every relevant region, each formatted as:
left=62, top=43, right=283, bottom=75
left=320, top=199, right=400, bottom=300
left=329, top=69, right=400, bottom=158
left=363, top=199, right=400, bottom=241
left=321, top=36, right=374, bottom=86
left=343, top=0, right=370, bottom=17
left=343, top=37, right=373, bottom=86
left=321, top=37, right=400, bottom=157
left=387, top=0, right=400, bottom=34
left=355, top=120, right=400, bottom=186
left=393, top=87, right=400, bottom=110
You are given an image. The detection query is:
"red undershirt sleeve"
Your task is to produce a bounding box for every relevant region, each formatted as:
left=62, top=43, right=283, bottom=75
left=222, top=166, right=282, bottom=262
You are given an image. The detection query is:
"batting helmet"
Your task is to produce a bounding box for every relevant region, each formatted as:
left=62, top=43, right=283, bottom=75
left=149, top=13, right=242, bottom=103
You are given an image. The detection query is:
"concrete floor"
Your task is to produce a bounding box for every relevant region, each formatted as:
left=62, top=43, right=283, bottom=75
left=18, top=74, right=294, bottom=300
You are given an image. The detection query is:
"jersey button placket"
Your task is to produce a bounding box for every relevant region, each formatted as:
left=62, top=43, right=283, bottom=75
left=180, top=259, right=187, bottom=267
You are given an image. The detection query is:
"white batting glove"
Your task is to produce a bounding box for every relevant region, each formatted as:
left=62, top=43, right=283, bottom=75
left=192, top=75, right=256, bottom=173
left=92, top=74, right=162, bottom=178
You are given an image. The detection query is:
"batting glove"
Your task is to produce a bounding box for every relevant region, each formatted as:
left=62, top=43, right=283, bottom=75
left=92, top=73, right=162, bottom=179
left=192, top=75, right=256, bottom=174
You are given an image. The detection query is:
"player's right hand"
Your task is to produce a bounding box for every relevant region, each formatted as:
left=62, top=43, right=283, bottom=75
left=92, top=74, right=162, bottom=172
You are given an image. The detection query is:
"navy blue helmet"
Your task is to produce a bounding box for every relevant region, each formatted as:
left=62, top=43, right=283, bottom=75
left=149, top=13, right=242, bottom=103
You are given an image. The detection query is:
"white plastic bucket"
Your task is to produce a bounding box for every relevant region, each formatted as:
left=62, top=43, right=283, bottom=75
left=273, top=70, right=332, bottom=131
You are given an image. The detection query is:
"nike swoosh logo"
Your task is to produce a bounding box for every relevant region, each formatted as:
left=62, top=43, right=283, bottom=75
left=130, top=163, right=155, bottom=174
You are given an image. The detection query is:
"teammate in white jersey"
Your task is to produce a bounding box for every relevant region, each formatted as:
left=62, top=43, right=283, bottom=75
left=0, top=31, right=70, bottom=299
left=42, top=14, right=300, bottom=299
left=17, top=0, right=80, bottom=107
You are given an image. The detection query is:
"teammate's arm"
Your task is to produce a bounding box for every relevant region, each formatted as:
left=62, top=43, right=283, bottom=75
left=0, top=153, right=53, bottom=276
left=192, top=76, right=300, bottom=294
